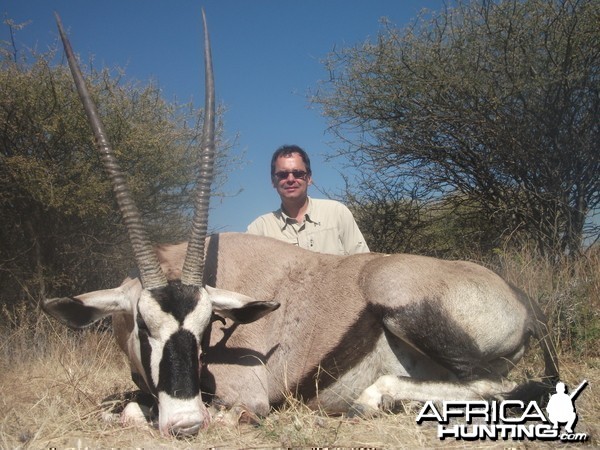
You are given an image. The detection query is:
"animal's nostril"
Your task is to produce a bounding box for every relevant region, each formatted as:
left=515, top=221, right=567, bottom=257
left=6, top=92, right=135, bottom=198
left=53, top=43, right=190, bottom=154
left=170, top=422, right=201, bottom=437
left=158, top=393, right=209, bottom=436
left=165, top=412, right=210, bottom=436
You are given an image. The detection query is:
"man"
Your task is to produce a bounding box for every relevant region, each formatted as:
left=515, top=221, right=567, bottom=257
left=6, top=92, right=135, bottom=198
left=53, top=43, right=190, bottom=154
left=247, top=145, right=369, bottom=255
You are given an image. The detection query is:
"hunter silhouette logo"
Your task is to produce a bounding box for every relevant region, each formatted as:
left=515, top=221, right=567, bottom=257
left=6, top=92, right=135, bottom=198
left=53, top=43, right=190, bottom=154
left=546, top=380, right=587, bottom=434
left=415, top=380, right=589, bottom=442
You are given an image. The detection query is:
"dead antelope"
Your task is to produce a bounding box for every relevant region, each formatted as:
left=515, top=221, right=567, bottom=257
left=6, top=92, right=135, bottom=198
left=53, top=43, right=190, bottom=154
left=44, top=11, right=559, bottom=437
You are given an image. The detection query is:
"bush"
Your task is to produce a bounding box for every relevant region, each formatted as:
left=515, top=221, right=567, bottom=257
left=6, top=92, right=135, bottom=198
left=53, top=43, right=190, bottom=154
left=488, top=245, right=600, bottom=358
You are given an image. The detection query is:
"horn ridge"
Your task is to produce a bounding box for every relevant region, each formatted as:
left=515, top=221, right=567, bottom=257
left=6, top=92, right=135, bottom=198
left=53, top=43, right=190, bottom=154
left=181, top=8, right=216, bottom=287
left=55, top=12, right=167, bottom=290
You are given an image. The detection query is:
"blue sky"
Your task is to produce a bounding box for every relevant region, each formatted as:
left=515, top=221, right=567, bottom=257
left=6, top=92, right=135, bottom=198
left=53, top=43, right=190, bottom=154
left=2, top=0, right=444, bottom=232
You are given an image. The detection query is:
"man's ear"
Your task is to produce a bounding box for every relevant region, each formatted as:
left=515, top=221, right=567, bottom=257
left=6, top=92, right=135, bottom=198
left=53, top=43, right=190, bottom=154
left=204, top=286, right=280, bottom=324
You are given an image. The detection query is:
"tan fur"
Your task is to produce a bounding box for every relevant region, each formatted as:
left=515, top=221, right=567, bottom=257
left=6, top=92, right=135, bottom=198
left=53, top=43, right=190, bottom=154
left=127, top=232, right=555, bottom=414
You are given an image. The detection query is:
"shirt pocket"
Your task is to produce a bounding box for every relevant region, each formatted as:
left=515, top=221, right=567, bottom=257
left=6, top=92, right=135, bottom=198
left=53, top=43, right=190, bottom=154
left=304, top=226, right=345, bottom=255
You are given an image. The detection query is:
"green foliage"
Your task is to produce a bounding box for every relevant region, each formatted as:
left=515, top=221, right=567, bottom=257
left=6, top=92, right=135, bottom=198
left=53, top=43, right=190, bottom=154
left=349, top=193, right=504, bottom=257
left=0, top=28, right=234, bottom=308
left=318, top=0, right=599, bottom=256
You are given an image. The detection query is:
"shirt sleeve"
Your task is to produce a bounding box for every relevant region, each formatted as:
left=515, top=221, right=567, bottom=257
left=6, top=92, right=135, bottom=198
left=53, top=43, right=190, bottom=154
left=337, top=203, right=370, bottom=254
left=247, top=217, right=264, bottom=235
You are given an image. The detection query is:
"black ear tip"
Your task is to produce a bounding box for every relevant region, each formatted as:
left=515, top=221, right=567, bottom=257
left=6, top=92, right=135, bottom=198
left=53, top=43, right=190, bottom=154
left=43, top=296, right=101, bottom=329
left=230, top=301, right=280, bottom=324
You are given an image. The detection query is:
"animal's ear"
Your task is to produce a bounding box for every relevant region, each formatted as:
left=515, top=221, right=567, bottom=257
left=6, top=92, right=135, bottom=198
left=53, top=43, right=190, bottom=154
left=204, top=286, right=280, bottom=324
left=43, top=278, right=142, bottom=329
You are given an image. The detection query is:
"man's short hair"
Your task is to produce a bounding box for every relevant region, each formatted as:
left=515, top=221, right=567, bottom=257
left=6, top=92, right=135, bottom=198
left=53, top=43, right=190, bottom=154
left=270, top=145, right=312, bottom=178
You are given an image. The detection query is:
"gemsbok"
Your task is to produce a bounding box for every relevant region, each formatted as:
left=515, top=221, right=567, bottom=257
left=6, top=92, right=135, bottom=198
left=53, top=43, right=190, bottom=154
left=44, top=11, right=559, bottom=437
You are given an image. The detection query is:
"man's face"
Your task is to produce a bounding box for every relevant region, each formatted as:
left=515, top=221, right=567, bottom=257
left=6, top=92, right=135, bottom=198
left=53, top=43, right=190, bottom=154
left=272, top=153, right=312, bottom=202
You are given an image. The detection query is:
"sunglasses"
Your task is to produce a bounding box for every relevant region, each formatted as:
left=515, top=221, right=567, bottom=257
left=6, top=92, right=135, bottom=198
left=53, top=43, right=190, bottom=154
left=273, top=170, right=308, bottom=181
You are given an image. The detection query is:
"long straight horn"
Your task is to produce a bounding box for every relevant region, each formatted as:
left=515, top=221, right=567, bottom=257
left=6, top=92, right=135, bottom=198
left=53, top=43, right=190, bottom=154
left=55, top=13, right=167, bottom=290
left=181, top=8, right=215, bottom=287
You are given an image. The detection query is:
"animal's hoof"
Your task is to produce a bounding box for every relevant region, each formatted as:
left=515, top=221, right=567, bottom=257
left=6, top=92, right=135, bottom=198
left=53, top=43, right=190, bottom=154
left=347, top=403, right=380, bottom=419
left=347, top=404, right=365, bottom=418
left=238, top=410, right=260, bottom=426
left=381, top=394, right=395, bottom=412
left=210, top=405, right=261, bottom=427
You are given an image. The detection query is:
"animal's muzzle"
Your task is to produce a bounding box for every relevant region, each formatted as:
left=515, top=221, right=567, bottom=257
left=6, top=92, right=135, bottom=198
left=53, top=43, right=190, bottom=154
left=158, top=393, right=210, bottom=436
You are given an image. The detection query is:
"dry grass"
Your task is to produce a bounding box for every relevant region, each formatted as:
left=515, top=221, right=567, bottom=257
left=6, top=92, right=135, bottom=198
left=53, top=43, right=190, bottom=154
left=2, top=320, right=598, bottom=449
left=489, top=246, right=600, bottom=359
left=1, top=250, right=598, bottom=448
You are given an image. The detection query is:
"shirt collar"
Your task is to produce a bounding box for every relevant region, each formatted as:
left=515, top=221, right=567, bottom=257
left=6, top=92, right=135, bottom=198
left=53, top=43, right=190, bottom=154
left=276, top=197, right=319, bottom=230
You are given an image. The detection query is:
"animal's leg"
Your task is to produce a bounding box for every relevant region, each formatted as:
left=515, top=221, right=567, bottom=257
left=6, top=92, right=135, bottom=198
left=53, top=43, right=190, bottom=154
left=101, top=390, right=157, bottom=428
left=203, top=363, right=271, bottom=419
left=350, top=375, right=517, bottom=417
left=120, top=401, right=154, bottom=427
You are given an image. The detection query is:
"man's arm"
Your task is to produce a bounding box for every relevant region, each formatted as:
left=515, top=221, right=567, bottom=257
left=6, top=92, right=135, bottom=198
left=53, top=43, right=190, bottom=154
left=337, top=203, right=370, bottom=254
left=247, top=218, right=263, bottom=235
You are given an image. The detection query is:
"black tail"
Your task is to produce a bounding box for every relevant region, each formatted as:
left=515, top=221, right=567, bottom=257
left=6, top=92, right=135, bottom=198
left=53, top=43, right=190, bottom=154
left=528, top=295, right=560, bottom=384
left=506, top=379, right=555, bottom=404
left=508, top=284, right=559, bottom=404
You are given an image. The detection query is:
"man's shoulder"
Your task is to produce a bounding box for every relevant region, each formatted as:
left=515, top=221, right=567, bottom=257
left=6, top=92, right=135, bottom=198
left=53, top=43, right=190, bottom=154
left=247, top=210, right=283, bottom=233
left=251, top=210, right=280, bottom=222
left=310, top=198, right=353, bottom=216
left=311, top=198, right=348, bottom=209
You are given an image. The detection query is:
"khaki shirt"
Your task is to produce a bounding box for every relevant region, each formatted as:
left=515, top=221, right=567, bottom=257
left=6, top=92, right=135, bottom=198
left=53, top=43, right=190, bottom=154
left=247, top=197, right=370, bottom=255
